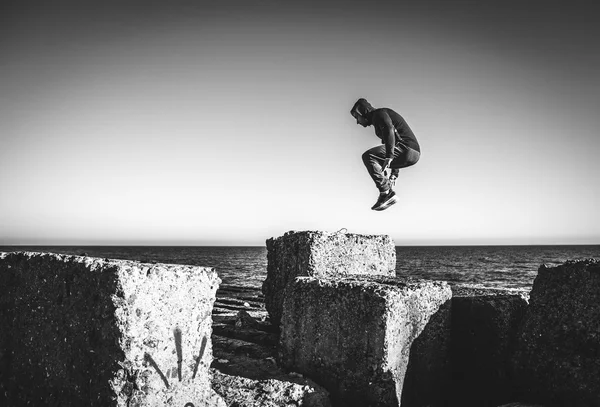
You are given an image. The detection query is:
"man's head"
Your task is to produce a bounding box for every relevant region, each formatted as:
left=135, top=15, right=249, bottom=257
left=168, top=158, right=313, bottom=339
left=350, top=98, right=374, bottom=127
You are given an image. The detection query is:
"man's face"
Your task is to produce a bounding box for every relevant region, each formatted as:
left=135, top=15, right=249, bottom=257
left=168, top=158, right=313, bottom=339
left=352, top=109, right=369, bottom=127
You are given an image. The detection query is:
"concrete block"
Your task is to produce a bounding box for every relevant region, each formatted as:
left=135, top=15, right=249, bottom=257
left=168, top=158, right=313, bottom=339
left=279, top=275, right=451, bottom=407
left=0, top=252, right=224, bottom=407
left=211, top=369, right=332, bottom=407
left=497, top=404, right=544, bottom=407
left=512, top=259, right=600, bottom=406
left=262, top=231, right=396, bottom=326
left=449, top=286, right=529, bottom=407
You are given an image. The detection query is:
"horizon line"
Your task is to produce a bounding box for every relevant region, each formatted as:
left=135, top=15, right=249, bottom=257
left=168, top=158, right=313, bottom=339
left=1, top=241, right=599, bottom=247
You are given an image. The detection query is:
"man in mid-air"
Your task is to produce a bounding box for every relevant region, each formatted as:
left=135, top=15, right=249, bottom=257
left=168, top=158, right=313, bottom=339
left=350, top=98, right=421, bottom=211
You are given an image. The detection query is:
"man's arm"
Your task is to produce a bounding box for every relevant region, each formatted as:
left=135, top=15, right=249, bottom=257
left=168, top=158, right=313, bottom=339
left=375, top=111, right=396, bottom=170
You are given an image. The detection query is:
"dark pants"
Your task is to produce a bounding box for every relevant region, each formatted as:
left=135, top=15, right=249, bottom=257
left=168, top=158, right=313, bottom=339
left=362, top=144, right=420, bottom=192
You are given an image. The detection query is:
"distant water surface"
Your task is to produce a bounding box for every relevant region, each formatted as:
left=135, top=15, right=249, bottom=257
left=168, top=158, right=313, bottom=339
left=1, top=245, right=598, bottom=292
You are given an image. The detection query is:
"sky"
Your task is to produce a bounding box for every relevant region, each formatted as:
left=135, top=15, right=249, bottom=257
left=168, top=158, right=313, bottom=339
left=1, top=0, right=599, bottom=246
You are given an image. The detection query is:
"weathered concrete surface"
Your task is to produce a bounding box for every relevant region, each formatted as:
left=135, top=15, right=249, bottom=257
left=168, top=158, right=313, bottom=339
left=449, top=286, right=529, bottom=407
left=262, top=231, right=396, bottom=326
left=212, top=369, right=332, bottom=407
left=0, top=252, right=224, bottom=407
left=279, top=275, right=451, bottom=407
left=497, top=403, right=545, bottom=407
left=211, top=309, right=333, bottom=406
left=512, top=259, right=600, bottom=406
left=399, top=289, right=452, bottom=407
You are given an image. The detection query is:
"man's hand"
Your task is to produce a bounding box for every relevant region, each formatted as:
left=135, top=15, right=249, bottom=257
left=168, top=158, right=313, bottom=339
left=382, top=158, right=393, bottom=172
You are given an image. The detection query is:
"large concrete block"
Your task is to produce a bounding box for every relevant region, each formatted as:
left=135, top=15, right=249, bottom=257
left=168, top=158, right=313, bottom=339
left=0, top=252, right=225, bottom=407
left=449, top=286, right=529, bottom=407
left=279, top=275, right=451, bottom=407
left=211, top=369, right=332, bottom=407
left=512, top=259, right=600, bottom=406
left=262, top=231, right=396, bottom=326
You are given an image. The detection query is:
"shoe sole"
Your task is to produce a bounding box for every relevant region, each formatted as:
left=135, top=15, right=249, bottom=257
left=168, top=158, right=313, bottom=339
left=374, top=195, right=398, bottom=211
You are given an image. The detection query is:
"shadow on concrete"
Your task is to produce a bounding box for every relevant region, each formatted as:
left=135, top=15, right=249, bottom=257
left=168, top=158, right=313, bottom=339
left=0, top=253, right=124, bottom=406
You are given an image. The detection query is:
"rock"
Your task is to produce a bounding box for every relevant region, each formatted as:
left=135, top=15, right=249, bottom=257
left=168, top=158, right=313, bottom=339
left=212, top=323, right=278, bottom=347
left=512, top=259, right=600, bottom=406
left=212, top=334, right=275, bottom=362
left=235, top=310, right=261, bottom=329
left=279, top=275, right=451, bottom=407
left=448, top=286, right=528, bottom=407
left=211, top=369, right=332, bottom=407
left=497, top=403, right=545, bottom=407
left=262, top=230, right=396, bottom=326
left=0, top=251, right=224, bottom=407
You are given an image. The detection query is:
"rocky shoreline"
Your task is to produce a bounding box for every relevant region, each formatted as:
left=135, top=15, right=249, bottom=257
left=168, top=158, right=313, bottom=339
left=2, top=232, right=599, bottom=406
left=211, top=284, right=332, bottom=406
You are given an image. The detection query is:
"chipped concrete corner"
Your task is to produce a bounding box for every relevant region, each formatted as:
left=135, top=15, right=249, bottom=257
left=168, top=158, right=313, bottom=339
left=0, top=252, right=225, bottom=407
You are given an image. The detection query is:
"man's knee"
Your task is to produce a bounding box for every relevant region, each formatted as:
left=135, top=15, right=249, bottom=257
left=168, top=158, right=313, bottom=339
left=361, top=150, right=372, bottom=165
left=391, top=152, right=419, bottom=169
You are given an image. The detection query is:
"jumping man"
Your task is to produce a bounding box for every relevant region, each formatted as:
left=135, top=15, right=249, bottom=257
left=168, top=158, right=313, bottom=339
left=350, top=98, right=420, bottom=211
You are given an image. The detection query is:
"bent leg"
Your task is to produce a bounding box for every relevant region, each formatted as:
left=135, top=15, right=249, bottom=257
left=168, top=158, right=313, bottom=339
left=363, top=144, right=420, bottom=193
left=362, top=145, right=391, bottom=193
left=389, top=145, right=420, bottom=185
left=390, top=145, right=420, bottom=170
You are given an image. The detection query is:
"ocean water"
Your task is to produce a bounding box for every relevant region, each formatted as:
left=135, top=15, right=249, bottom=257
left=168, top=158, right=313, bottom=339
left=1, top=245, right=599, bottom=292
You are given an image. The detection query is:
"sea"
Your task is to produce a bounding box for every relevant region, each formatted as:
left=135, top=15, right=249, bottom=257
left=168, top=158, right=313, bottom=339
left=1, top=245, right=599, bottom=293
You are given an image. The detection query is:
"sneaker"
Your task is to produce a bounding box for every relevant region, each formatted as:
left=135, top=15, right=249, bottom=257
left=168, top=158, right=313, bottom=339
left=371, top=190, right=397, bottom=211
left=376, top=193, right=398, bottom=210
left=371, top=193, right=387, bottom=210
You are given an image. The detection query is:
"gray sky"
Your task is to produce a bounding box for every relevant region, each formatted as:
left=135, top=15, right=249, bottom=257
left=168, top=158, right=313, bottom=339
left=1, top=0, right=599, bottom=245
